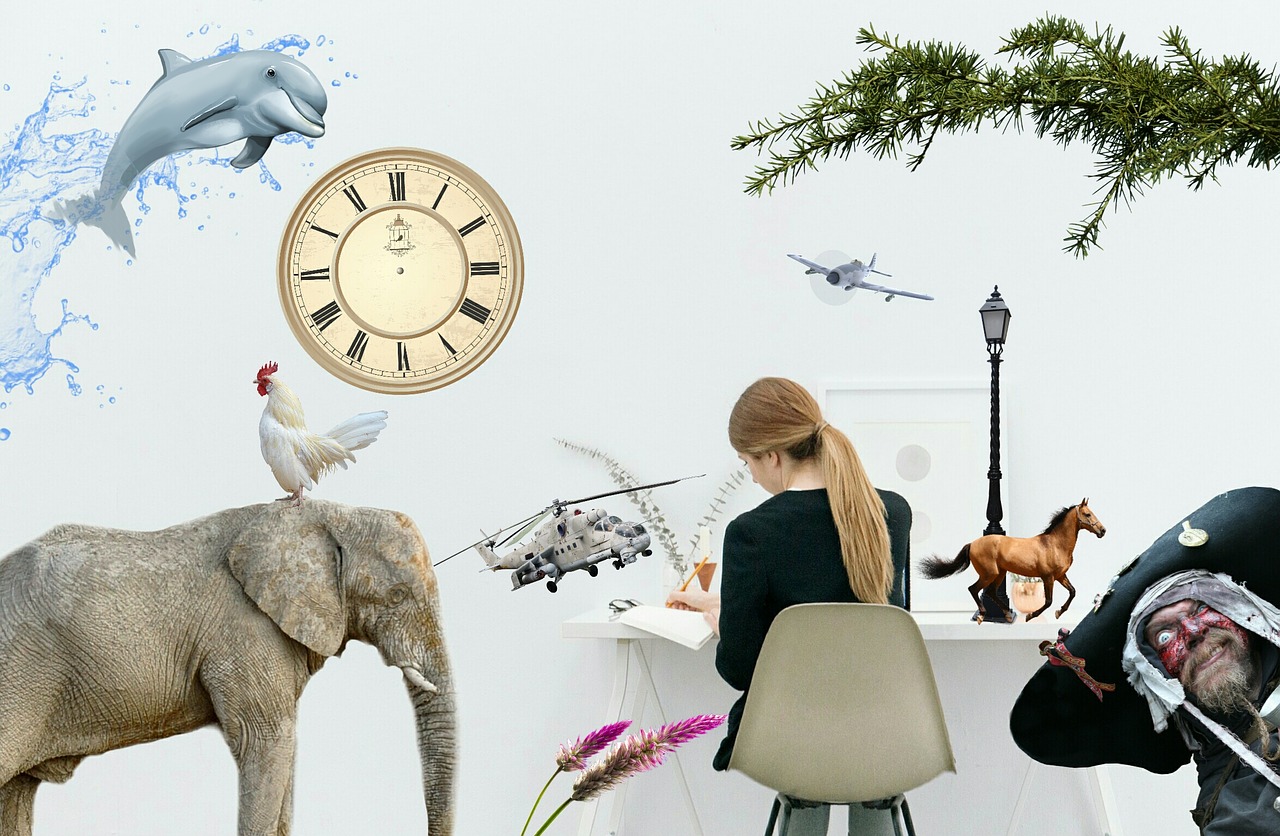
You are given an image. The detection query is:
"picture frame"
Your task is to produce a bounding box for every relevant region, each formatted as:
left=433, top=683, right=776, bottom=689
left=825, top=382, right=1006, bottom=613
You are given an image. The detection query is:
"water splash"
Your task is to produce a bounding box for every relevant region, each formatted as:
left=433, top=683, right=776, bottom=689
left=0, top=30, right=352, bottom=435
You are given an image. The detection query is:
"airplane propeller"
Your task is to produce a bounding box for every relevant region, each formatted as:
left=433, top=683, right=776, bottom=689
left=809, top=250, right=856, bottom=306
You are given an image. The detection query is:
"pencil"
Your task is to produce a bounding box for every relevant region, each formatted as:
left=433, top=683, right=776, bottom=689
left=679, top=554, right=711, bottom=593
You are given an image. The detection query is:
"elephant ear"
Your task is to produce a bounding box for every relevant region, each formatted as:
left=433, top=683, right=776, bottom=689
left=227, top=504, right=345, bottom=657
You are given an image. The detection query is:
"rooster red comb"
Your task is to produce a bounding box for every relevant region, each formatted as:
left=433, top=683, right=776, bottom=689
left=257, top=361, right=279, bottom=381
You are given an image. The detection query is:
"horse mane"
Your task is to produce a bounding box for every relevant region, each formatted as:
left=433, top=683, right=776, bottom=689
left=1042, top=505, right=1076, bottom=535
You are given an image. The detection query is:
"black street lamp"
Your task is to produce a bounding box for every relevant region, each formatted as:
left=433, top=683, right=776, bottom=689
left=977, top=286, right=1015, bottom=623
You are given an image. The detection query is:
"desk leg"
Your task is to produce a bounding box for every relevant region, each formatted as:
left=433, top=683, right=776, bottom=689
left=578, top=639, right=640, bottom=836
left=1006, top=760, right=1123, bottom=836
left=634, top=643, right=704, bottom=836
left=1086, top=765, right=1124, bottom=836
left=1004, top=760, right=1035, bottom=836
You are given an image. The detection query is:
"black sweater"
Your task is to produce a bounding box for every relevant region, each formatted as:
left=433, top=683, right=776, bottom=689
left=712, top=487, right=911, bottom=770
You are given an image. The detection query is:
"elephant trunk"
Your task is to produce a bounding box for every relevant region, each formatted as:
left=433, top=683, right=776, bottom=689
left=409, top=667, right=456, bottom=835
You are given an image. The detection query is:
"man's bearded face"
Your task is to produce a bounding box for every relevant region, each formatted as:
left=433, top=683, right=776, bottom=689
left=1144, top=599, right=1256, bottom=711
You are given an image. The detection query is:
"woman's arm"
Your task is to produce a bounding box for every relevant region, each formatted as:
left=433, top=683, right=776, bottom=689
left=715, top=516, right=770, bottom=692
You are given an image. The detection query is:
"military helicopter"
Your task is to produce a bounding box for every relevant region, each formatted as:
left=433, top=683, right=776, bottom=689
left=437, top=476, right=701, bottom=592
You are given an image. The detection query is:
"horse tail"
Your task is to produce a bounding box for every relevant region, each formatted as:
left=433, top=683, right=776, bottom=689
left=919, top=543, right=972, bottom=579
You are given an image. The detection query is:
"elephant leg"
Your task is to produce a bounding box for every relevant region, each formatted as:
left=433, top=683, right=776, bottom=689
left=0, top=774, right=39, bottom=836
left=275, top=770, right=294, bottom=836
left=220, top=713, right=298, bottom=836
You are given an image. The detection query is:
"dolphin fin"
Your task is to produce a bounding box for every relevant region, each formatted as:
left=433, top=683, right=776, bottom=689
left=232, top=135, right=273, bottom=168
left=157, top=49, right=193, bottom=76
left=181, top=96, right=238, bottom=132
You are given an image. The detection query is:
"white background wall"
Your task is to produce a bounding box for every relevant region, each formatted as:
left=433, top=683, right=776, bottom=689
left=2, top=1, right=1278, bottom=833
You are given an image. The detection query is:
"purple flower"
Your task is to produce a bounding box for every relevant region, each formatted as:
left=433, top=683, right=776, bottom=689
left=570, top=714, right=726, bottom=802
left=555, top=720, right=632, bottom=772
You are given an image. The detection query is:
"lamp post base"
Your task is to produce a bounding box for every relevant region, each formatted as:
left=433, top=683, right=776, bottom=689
left=971, top=583, right=1016, bottom=624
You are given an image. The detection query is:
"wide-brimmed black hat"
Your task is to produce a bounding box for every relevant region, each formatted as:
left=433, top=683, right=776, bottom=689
left=1010, top=486, right=1280, bottom=773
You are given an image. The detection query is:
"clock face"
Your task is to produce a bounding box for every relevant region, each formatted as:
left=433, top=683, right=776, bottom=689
left=277, top=147, right=523, bottom=393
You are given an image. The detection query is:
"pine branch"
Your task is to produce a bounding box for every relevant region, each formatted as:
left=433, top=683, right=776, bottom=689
left=732, top=16, right=1280, bottom=256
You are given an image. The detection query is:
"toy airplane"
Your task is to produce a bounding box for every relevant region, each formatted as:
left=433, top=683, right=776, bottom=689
left=787, top=253, right=934, bottom=301
left=438, top=475, right=702, bottom=593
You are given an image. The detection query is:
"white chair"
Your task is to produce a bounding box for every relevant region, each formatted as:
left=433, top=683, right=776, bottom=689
left=728, top=603, right=956, bottom=835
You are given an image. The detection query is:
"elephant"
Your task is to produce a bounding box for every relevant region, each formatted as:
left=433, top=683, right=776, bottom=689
left=0, top=499, right=455, bottom=835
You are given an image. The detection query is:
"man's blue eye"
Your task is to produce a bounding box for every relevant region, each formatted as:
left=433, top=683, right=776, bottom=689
left=1156, top=629, right=1174, bottom=646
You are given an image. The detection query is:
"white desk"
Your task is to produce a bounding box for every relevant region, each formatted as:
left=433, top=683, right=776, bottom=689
left=563, top=608, right=1123, bottom=836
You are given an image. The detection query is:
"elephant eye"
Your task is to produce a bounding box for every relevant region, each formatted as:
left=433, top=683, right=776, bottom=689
left=387, top=585, right=409, bottom=605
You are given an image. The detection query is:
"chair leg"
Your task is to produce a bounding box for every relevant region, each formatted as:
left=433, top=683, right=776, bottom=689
left=765, top=795, right=781, bottom=836
left=778, top=795, right=830, bottom=836
left=899, top=796, right=916, bottom=836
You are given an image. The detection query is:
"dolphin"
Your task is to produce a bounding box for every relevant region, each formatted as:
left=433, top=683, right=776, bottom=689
left=78, top=48, right=327, bottom=257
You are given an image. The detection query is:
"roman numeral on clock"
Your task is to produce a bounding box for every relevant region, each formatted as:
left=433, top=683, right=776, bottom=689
left=439, top=334, right=457, bottom=356
left=459, top=297, right=491, bottom=324
left=458, top=217, right=487, bottom=237
left=300, top=268, right=330, bottom=281
left=343, top=185, right=368, bottom=213
left=388, top=171, right=406, bottom=202
left=346, top=330, right=370, bottom=363
left=470, top=261, right=500, bottom=276
left=397, top=341, right=411, bottom=370
left=310, top=301, right=343, bottom=331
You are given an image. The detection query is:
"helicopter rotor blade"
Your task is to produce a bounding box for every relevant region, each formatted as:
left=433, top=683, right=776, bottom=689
left=559, top=474, right=704, bottom=507
left=493, top=507, right=553, bottom=550
left=432, top=510, right=546, bottom=567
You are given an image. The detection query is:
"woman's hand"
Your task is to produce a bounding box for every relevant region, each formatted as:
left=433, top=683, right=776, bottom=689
left=666, top=589, right=719, bottom=612
left=666, top=590, right=721, bottom=637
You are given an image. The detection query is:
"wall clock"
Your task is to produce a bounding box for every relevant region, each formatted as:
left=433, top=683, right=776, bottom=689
left=277, top=147, right=523, bottom=393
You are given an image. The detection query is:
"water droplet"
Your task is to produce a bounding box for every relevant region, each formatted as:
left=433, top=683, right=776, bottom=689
left=108, top=396, right=116, bottom=404
left=199, top=24, right=210, bottom=34
left=2, top=84, right=9, bottom=92
left=0, top=429, right=10, bottom=441
left=317, top=34, right=327, bottom=45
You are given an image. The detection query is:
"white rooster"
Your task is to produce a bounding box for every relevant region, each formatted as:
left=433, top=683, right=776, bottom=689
left=255, top=362, right=388, bottom=505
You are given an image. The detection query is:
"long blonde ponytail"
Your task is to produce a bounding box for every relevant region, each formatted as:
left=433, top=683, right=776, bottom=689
left=728, top=378, right=892, bottom=604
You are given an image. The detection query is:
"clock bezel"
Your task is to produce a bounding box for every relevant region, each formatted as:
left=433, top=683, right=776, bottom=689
left=276, top=146, right=524, bottom=394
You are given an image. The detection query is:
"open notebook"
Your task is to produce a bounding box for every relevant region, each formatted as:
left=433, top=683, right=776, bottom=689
left=619, top=605, right=715, bottom=650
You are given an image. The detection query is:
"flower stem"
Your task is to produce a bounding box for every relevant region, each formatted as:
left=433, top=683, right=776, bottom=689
left=531, top=799, right=573, bottom=836
left=521, top=772, right=561, bottom=836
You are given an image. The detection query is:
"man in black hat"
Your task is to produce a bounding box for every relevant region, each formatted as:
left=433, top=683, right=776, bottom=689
left=1011, top=487, right=1280, bottom=835
left=1123, top=569, right=1280, bottom=832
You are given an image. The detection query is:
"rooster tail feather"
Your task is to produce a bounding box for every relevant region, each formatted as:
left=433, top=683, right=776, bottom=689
left=326, top=410, right=388, bottom=452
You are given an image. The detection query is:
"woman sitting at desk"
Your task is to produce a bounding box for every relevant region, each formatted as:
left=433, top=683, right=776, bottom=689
left=667, top=376, right=910, bottom=770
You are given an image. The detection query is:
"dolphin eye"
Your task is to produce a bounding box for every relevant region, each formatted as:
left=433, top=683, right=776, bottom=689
left=265, top=66, right=277, bottom=79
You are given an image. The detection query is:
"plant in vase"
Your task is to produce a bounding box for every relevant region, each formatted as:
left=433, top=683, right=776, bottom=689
left=522, top=714, right=727, bottom=835
left=556, top=439, right=748, bottom=578
left=1010, top=574, right=1047, bottom=621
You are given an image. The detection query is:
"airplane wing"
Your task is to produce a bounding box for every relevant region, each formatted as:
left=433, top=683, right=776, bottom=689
left=787, top=254, right=830, bottom=275
left=860, top=282, right=935, bottom=301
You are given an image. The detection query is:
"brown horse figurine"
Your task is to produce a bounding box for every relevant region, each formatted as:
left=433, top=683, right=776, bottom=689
left=921, top=498, right=1106, bottom=623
